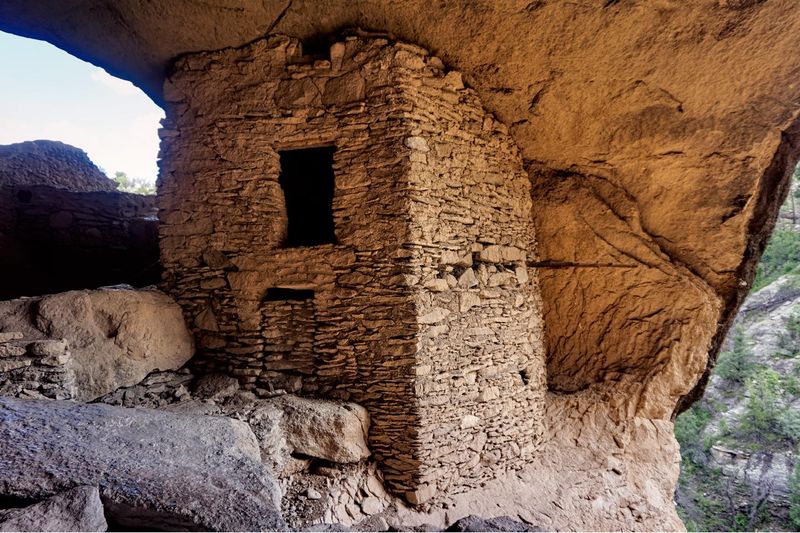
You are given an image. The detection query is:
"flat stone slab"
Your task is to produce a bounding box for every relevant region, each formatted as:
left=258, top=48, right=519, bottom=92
left=0, top=397, right=285, bottom=531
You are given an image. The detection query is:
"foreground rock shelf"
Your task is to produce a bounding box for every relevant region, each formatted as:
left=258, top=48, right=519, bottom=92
left=0, top=397, right=285, bottom=531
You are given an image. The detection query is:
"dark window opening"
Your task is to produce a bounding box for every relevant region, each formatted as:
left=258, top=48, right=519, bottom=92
left=298, top=35, right=336, bottom=61
left=264, top=287, right=315, bottom=301
left=278, top=146, right=336, bottom=247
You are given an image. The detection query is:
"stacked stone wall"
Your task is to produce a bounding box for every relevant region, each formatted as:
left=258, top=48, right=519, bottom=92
left=160, top=36, right=421, bottom=492
left=0, top=185, right=159, bottom=299
left=159, top=34, right=545, bottom=501
left=400, top=75, right=546, bottom=498
left=0, top=332, right=75, bottom=400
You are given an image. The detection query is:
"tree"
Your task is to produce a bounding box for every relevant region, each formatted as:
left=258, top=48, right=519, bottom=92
left=752, top=226, right=800, bottom=291
left=741, top=368, right=781, bottom=437
left=112, top=171, right=155, bottom=195
left=777, top=307, right=800, bottom=358
left=716, top=327, right=755, bottom=385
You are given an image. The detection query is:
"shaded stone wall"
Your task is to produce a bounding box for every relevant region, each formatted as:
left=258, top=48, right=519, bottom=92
left=0, top=185, right=159, bottom=299
left=0, top=333, right=75, bottom=400
left=159, top=35, right=545, bottom=502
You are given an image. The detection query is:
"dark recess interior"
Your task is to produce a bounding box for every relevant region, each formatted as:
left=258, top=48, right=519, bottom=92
left=263, top=287, right=315, bottom=301
left=0, top=186, right=161, bottom=300
left=278, top=146, right=336, bottom=247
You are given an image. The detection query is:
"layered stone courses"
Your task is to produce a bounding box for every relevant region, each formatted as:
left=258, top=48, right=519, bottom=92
left=0, top=185, right=159, bottom=299
left=159, top=35, right=545, bottom=500
left=0, top=333, right=75, bottom=400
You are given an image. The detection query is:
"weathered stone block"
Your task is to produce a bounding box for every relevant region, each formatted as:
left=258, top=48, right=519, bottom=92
left=0, top=397, right=284, bottom=531
left=0, top=287, right=193, bottom=401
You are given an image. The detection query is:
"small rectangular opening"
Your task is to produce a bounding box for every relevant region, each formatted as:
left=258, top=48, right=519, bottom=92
left=263, top=287, right=315, bottom=301
left=278, top=146, right=336, bottom=247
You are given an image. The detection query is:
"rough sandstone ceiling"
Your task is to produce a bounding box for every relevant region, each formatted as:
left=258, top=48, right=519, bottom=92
left=2, top=0, right=800, bottom=418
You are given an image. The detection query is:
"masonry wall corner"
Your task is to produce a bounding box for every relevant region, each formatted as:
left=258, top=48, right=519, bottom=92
left=158, top=34, right=546, bottom=501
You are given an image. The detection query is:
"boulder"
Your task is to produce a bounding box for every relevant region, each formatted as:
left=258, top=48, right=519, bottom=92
left=0, top=287, right=193, bottom=401
left=192, top=372, right=240, bottom=401
left=0, top=397, right=284, bottom=531
left=0, top=486, right=107, bottom=532
left=273, top=395, right=371, bottom=464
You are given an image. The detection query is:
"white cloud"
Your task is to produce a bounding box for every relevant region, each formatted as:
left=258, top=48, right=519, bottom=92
left=90, top=68, right=139, bottom=96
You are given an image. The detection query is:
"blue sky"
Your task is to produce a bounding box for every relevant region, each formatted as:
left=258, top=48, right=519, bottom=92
left=0, top=31, right=164, bottom=183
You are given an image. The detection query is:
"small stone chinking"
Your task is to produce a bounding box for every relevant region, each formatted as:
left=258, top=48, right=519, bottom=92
left=0, top=332, right=75, bottom=400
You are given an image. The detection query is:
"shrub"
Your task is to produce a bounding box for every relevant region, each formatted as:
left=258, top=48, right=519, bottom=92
left=741, top=368, right=781, bottom=437
left=717, top=327, right=756, bottom=384
left=113, top=171, right=156, bottom=195
left=779, top=410, right=800, bottom=442
left=752, top=226, right=800, bottom=291
left=782, top=376, right=800, bottom=397
left=777, top=307, right=800, bottom=358
left=676, top=405, right=713, bottom=451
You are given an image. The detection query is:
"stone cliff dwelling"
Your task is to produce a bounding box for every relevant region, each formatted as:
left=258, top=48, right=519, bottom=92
left=3, top=1, right=800, bottom=531
left=159, top=35, right=546, bottom=500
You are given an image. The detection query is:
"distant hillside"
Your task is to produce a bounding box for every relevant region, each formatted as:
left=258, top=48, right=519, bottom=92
left=676, top=167, right=800, bottom=531
left=0, top=140, right=117, bottom=192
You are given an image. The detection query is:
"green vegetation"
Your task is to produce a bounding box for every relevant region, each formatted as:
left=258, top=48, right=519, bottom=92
left=790, top=459, right=800, bottom=529
left=752, top=228, right=800, bottom=291
left=113, top=171, right=156, bottom=195
left=716, top=327, right=756, bottom=385
left=676, top=168, right=800, bottom=531
left=740, top=368, right=781, bottom=438
left=777, top=307, right=800, bottom=358
left=752, top=167, right=800, bottom=291
left=675, top=405, right=713, bottom=451
left=781, top=374, right=800, bottom=396
left=778, top=410, right=800, bottom=443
